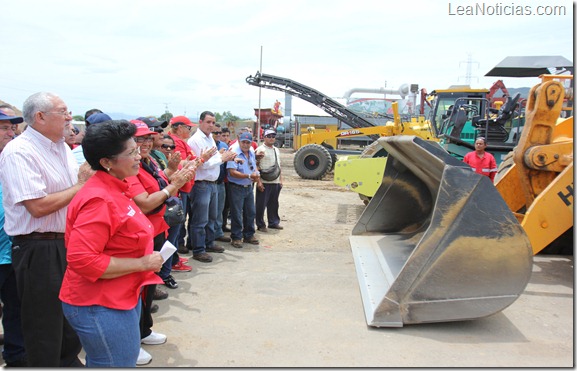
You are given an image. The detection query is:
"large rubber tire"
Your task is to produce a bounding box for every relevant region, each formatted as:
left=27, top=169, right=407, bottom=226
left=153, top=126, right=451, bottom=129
left=274, top=138, right=284, bottom=148
left=494, top=150, right=514, bottom=183
left=322, top=143, right=338, bottom=172
left=294, top=144, right=333, bottom=180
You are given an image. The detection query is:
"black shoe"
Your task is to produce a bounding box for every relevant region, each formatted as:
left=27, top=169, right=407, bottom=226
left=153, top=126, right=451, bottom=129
left=193, top=252, right=213, bottom=263
left=269, top=224, right=284, bottom=230
left=206, top=245, right=225, bottom=253
left=215, top=236, right=232, bottom=242
left=257, top=226, right=268, bottom=232
left=177, top=244, right=189, bottom=254
left=5, top=357, right=28, bottom=367
left=151, top=304, right=159, bottom=314
left=243, top=236, right=260, bottom=245
left=163, top=275, right=178, bottom=289
left=153, top=287, right=168, bottom=300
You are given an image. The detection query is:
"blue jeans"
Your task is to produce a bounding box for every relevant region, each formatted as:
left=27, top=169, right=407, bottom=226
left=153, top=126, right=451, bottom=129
left=62, top=301, right=142, bottom=367
left=189, top=181, right=218, bottom=254
left=229, top=183, right=256, bottom=241
left=0, top=264, right=26, bottom=364
left=214, top=183, right=226, bottom=239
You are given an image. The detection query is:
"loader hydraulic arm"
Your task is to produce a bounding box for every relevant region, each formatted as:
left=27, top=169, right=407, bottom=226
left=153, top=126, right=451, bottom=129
left=246, top=72, right=378, bottom=129
left=495, top=75, right=574, bottom=254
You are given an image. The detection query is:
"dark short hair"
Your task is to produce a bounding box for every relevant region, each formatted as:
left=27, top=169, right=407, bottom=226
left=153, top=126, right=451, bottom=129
left=221, top=127, right=230, bottom=134
left=83, top=120, right=136, bottom=171
left=199, top=111, right=215, bottom=121
left=475, top=136, right=487, bottom=144
left=162, top=135, right=175, bottom=144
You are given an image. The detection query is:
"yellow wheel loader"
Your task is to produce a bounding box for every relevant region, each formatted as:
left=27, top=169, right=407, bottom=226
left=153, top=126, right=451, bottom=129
left=350, top=75, right=573, bottom=327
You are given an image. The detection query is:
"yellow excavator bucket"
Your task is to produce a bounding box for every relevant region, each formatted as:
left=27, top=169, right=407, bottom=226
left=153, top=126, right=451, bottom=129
left=350, top=136, right=533, bottom=327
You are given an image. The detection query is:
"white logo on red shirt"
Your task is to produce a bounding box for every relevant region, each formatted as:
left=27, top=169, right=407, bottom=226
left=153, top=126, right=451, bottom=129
left=127, top=205, right=136, bottom=217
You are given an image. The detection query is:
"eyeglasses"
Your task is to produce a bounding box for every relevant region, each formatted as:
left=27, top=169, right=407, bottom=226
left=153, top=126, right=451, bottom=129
left=0, top=125, right=16, bottom=133
left=213, top=132, right=222, bottom=135
left=134, top=136, right=154, bottom=143
left=161, top=144, right=176, bottom=150
left=113, top=146, right=140, bottom=159
left=43, top=110, right=72, bottom=118
left=265, top=134, right=276, bottom=138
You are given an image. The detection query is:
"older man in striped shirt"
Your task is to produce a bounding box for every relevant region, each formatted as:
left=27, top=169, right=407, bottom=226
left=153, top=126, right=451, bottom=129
left=0, top=92, right=93, bottom=367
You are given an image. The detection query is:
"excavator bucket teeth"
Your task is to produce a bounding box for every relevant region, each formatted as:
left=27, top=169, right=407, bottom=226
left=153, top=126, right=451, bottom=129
left=350, top=136, right=533, bottom=327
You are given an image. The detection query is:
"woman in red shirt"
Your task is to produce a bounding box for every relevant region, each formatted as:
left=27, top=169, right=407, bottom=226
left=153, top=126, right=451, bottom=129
left=60, top=120, right=165, bottom=367
left=126, top=120, right=195, bottom=365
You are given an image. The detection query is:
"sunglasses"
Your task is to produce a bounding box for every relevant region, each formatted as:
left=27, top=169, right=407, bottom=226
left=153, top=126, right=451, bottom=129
left=161, top=144, right=176, bottom=150
left=213, top=131, right=222, bottom=135
left=265, top=134, right=276, bottom=138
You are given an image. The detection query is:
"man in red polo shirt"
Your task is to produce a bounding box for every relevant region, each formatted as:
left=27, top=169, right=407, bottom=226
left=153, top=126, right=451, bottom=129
left=463, top=136, right=498, bottom=183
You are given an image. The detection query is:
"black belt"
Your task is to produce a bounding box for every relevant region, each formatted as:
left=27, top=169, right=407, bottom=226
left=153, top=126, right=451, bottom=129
left=229, top=182, right=253, bottom=188
left=15, top=232, right=65, bottom=240
left=196, top=180, right=217, bottom=184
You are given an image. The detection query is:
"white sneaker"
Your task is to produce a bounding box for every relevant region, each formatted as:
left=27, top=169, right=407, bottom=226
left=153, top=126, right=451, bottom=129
left=141, top=331, right=167, bottom=345
left=136, top=347, right=152, bottom=366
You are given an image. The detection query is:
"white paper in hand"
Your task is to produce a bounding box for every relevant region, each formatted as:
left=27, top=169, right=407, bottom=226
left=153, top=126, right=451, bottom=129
left=159, top=241, right=177, bottom=263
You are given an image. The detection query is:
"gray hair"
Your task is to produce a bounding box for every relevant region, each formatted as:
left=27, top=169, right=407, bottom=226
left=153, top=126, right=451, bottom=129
left=22, top=92, right=59, bottom=127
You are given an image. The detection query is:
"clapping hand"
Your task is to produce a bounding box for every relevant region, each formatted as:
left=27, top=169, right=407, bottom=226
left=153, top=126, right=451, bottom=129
left=200, top=147, right=218, bottom=163
left=167, top=151, right=182, bottom=172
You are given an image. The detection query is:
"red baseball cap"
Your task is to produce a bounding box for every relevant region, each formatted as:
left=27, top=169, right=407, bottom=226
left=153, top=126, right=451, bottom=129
left=170, top=116, right=196, bottom=127
left=130, top=120, right=160, bottom=137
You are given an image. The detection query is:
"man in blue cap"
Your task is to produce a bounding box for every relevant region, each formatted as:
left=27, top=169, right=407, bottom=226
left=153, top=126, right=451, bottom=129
left=226, top=132, right=260, bottom=248
left=71, top=111, right=111, bottom=165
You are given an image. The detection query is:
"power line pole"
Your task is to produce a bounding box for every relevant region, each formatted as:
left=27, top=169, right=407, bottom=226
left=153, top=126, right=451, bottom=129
left=459, top=53, right=479, bottom=85
left=257, top=45, right=263, bottom=143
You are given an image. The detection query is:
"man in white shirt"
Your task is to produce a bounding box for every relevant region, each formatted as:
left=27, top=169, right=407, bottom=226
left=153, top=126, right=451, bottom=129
left=0, top=92, right=93, bottom=367
left=0, top=109, right=27, bottom=366
left=187, top=111, right=237, bottom=263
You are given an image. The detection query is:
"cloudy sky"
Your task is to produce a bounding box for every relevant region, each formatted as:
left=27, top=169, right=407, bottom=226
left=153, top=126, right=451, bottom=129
left=1, top=0, right=573, bottom=120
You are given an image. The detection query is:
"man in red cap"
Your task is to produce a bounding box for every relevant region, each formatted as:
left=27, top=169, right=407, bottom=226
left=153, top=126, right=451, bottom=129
left=168, top=116, right=197, bottom=254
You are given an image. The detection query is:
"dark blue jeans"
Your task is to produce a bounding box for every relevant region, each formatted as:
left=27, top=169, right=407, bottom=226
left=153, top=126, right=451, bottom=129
left=189, top=181, right=218, bottom=254
left=159, top=223, right=180, bottom=280
left=229, top=183, right=256, bottom=241
left=214, top=183, right=226, bottom=239
left=0, top=263, right=26, bottom=364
